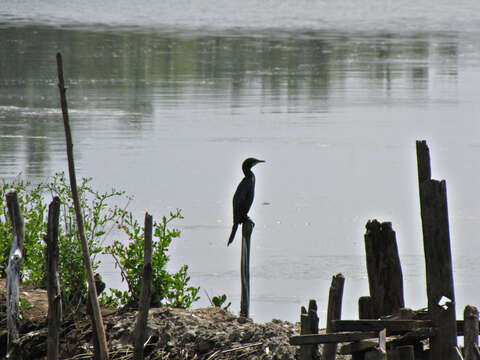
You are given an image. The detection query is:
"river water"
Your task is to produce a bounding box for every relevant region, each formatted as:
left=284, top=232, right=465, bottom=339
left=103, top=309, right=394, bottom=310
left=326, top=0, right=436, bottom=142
left=1, top=0, right=480, bottom=324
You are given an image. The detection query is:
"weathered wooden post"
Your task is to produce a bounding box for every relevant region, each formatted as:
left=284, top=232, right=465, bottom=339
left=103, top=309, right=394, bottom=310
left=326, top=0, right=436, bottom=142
left=300, top=299, right=320, bottom=360
left=359, top=296, right=376, bottom=319
left=463, top=305, right=479, bottom=360
left=57, top=52, right=109, bottom=360
left=134, top=212, right=153, bottom=360
left=240, top=219, right=254, bottom=318
left=364, top=220, right=404, bottom=318
left=6, top=190, right=24, bottom=358
left=397, top=345, right=415, bottom=360
left=324, top=273, right=345, bottom=360
left=44, top=196, right=62, bottom=360
left=416, top=140, right=457, bottom=360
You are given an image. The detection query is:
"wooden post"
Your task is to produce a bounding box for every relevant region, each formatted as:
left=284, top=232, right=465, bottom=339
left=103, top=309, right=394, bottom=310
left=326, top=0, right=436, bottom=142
left=359, top=296, right=376, bottom=319
left=416, top=140, right=457, bottom=360
left=464, top=305, right=479, bottom=360
left=364, top=220, right=404, bottom=318
left=324, top=273, right=345, bottom=360
left=300, top=300, right=320, bottom=360
left=240, top=219, right=254, bottom=318
left=397, top=345, right=415, bottom=360
left=134, top=213, right=153, bottom=360
left=378, top=328, right=387, bottom=360
left=44, top=196, right=62, bottom=360
left=57, top=52, right=109, bottom=360
left=6, top=191, right=24, bottom=358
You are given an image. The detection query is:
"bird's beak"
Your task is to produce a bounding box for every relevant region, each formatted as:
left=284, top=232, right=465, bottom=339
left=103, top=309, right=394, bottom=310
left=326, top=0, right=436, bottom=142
left=256, top=159, right=265, bottom=164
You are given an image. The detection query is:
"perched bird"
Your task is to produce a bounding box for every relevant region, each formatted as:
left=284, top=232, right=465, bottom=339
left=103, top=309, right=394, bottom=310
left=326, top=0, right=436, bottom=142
left=227, top=157, right=265, bottom=246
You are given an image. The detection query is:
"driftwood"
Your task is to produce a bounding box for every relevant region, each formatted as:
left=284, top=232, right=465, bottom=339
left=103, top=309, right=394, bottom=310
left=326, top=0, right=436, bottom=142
left=57, top=52, right=109, bottom=360
left=44, top=196, right=62, bottom=360
left=134, top=213, right=153, bottom=360
left=364, top=220, right=404, bottom=318
left=324, top=273, right=345, bottom=360
left=416, top=140, right=457, bottom=360
left=240, top=219, right=254, bottom=318
left=6, top=191, right=24, bottom=358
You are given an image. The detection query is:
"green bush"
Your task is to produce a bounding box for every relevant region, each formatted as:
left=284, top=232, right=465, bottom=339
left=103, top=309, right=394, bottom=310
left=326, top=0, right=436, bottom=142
left=0, top=173, right=199, bottom=313
left=104, top=208, right=200, bottom=308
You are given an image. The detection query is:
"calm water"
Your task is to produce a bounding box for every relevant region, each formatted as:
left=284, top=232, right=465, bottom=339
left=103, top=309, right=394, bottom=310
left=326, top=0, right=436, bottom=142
left=1, top=0, right=480, bottom=323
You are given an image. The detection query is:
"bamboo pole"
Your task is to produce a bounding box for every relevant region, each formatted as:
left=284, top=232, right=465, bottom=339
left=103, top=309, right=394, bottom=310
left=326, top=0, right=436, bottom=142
left=45, top=196, right=62, bottom=360
left=6, top=191, right=24, bottom=358
left=134, top=213, right=153, bottom=360
left=56, top=52, right=109, bottom=360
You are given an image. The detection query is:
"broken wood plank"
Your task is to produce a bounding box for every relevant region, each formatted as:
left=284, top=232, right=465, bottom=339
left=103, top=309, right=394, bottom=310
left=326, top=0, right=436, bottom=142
left=339, top=328, right=435, bottom=355
left=291, top=331, right=379, bottom=345
left=332, top=320, right=432, bottom=333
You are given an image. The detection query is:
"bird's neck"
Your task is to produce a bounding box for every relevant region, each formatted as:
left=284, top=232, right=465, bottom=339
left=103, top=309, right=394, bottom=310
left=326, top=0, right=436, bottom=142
left=242, top=167, right=254, bottom=177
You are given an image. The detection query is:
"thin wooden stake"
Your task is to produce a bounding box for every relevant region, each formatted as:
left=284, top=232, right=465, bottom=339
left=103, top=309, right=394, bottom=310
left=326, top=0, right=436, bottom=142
left=56, top=52, right=109, bottom=360
left=6, top=191, right=24, bottom=358
left=45, top=196, right=62, bottom=360
left=134, top=213, right=153, bottom=360
left=324, top=273, right=345, bottom=360
left=240, top=219, right=254, bottom=318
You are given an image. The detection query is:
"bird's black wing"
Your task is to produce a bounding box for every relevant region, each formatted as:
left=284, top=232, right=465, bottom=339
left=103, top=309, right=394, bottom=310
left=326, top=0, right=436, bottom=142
left=232, top=176, right=255, bottom=224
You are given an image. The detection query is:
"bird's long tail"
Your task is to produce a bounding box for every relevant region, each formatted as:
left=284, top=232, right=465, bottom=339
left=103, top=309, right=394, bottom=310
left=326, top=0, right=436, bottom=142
left=227, top=223, right=238, bottom=246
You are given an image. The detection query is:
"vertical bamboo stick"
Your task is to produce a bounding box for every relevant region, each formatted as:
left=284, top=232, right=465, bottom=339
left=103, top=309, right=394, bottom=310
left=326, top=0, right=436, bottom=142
left=56, top=52, right=109, bottom=360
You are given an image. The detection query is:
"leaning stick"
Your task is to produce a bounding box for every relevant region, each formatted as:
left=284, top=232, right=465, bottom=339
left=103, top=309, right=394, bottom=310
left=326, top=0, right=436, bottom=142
left=56, top=52, right=109, bottom=360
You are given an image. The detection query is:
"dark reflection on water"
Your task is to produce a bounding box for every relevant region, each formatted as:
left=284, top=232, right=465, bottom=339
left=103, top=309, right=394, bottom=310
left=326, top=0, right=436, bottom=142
left=0, top=25, right=462, bottom=178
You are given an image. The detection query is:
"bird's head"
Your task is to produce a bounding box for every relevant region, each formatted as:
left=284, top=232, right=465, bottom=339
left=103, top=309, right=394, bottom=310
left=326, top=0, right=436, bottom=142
left=242, top=157, right=265, bottom=172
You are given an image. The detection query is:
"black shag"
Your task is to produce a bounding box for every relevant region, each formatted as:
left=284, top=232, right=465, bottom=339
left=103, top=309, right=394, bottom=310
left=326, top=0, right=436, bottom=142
left=227, top=157, right=265, bottom=246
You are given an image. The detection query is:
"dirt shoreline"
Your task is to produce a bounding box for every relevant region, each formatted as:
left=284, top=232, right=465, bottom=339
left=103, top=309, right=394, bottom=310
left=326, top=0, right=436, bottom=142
left=1, top=279, right=330, bottom=359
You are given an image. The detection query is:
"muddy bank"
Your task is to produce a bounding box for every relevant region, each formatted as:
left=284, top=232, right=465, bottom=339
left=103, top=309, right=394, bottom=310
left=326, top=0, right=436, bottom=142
left=1, top=279, right=322, bottom=359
